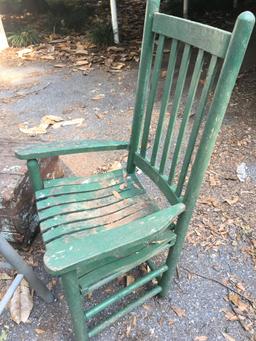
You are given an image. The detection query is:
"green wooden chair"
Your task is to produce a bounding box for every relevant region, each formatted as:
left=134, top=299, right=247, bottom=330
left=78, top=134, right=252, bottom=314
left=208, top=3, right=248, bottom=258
left=15, top=1, right=254, bottom=339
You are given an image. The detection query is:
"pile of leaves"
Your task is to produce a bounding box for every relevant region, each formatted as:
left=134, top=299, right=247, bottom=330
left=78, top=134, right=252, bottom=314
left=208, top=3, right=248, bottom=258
left=223, top=288, right=256, bottom=337
left=17, top=36, right=140, bottom=74
left=2, top=0, right=147, bottom=72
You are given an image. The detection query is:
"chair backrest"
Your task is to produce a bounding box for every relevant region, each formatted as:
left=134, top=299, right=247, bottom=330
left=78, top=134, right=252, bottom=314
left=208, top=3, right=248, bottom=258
left=127, top=0, right=254, bottom=212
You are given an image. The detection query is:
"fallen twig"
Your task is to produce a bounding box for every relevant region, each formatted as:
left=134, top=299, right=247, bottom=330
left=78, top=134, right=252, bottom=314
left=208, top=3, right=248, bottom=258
left=2, top=83, right=52, bottom=104
left=229, top=302, right=251, bottom=334
left=180, top=266, right=255, bottom=306
left=16, top=82, right=51, bottom=97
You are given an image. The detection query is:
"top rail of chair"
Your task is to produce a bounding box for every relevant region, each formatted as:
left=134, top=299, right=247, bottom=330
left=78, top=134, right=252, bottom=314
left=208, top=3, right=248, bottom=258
left=152, top=13, right=232, bottom=58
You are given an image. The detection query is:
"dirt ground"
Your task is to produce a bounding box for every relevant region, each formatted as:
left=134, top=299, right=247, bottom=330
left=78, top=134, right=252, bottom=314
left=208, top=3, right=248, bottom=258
left=0, top=7, right=256, bottom=341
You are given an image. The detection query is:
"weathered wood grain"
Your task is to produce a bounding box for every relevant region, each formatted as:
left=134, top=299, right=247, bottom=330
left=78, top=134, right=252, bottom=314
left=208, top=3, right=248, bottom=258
left=152, top=13, right=231, bottom=58
left=15, top=140, right=129, bottom=160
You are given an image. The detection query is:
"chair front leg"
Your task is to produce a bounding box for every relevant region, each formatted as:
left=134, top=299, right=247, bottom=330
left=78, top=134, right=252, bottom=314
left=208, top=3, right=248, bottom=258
left=61, top=271, right=89, bottom=341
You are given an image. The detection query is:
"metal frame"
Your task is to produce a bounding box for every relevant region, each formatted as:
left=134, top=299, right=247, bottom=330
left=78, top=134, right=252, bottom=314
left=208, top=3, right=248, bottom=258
left=0, top=234, right=54, bottom=315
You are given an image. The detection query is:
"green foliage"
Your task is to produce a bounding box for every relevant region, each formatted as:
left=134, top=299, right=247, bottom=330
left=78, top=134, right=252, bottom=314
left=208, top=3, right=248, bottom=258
left=89, top=21, right=113, bottom=46
left=8, top=29, right=40, bottom=47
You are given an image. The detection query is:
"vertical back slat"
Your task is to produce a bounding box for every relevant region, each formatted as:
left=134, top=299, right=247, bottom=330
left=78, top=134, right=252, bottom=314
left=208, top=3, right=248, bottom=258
left=140, top=34, right=165, bottom=157
left=159, top=44, right=191, bottom=174
left=176, top=54, right=218, bottom=195
left=150, top=39, right=178, bottom=166
left=174, top=11, right=255, bottom=209
left=183, top=12, right=255, bottom=205
left=128, top=3, right=254, bottom=209
left=126, top=0, right=160, bottom=173
left=168, top=49, right=204, bottom=184
left=154, top=11, right=255, bottom=297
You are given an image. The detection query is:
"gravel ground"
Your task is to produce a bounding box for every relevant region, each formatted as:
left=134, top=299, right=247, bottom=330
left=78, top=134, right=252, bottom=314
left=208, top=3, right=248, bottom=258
left=0, top=50, right=255, bottom=341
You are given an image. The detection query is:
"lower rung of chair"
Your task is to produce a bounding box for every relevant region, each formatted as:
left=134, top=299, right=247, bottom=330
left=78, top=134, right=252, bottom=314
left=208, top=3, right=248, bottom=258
left=88, top=285, right=162, bottom=338
left=85, top=265, right=167, bottom=320
left=146, top=259, right=163, bottom=282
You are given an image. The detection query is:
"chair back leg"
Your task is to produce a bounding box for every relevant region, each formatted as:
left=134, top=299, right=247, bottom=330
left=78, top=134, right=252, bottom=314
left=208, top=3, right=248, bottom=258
left=159, top=211, right=190, bottom=297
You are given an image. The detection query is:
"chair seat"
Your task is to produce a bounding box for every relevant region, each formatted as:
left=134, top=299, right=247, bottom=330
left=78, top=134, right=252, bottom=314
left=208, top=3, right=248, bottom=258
left=35, top=169, right=185, bottom=274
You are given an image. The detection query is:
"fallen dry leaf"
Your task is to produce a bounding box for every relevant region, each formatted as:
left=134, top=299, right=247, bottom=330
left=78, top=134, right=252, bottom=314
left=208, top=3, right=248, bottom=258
left=104, top=287, right=114, bottom=293
left=126, top=324, right=132, bottom=337
left=228, top=293, right=248, bottom=312
left=77, top=66, right=91, bottom=72
left=17, top=48, right=33, bottom=58
left=75, top=49, right=88, bottom=55
left=53, top=118, right=84, bottom=128
left=131, top=316, right=137, bottom=327
left=158, top=316, right=164, bottom=326
left=20, top=115, right=85, bottom=135
left=0, top=273, right=12, bottom=280
left=224, top=310, right=238, bottom=321
left=19, top=115, right=64, bottom=136
left=86, top=292, right=92, bottom=300
left=224, top=196, right=239, bottom=205
left=107, top=46, right=125, bottom=52
left=40, top=55, right=55, bottom=60
left=105, top=57, right=114, bottom=67
left=208, top=173, right=220, bottom=186
left=96, top=113, right=104, bottom=119
left=74, top=60, right=89, bottom=66
left=92, top=94, right=105, bottom=100
left=19, top=122, right=48, bottom=136
left=168, top=319, right=175, bottom=326
left=41, top=115, right=63, bottom=125
left=9, top=279, right=33, bottom=324
left=161, top=70, right=167, bottom=78
left=200, top=196, right=220, bottom=208
left=139, top=263, right=150, bottom=274
left=35, top=328, right=45, bottom=335
left=54, top=64, right=66, bottom=68
left=111, top=62, right=125, bottom=70
left=125, top=275, right=135, bottom=286
left=109, top=161, right=122, bottom=171
left=222, top=332, right=236, bottom=341
left=142, top=304, right=151, bottom=311
left=194, top=336, right=208, bottom=341
left=236, top=282, right=246, bottom=292
left=171, top=306, right=186, bottom=318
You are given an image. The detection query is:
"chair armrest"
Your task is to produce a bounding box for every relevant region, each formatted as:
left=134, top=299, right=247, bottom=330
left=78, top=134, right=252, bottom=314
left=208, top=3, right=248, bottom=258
left=15, top=140, right=129, bottom=160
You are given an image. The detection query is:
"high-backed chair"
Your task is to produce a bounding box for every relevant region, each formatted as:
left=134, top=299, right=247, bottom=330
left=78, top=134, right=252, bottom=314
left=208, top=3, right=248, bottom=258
left=16, top=1, right=254, bottom=339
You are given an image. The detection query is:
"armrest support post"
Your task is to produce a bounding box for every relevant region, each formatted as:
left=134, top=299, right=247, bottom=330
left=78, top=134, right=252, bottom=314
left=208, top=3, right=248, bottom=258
left=27, top=159, right=44, bottom=192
